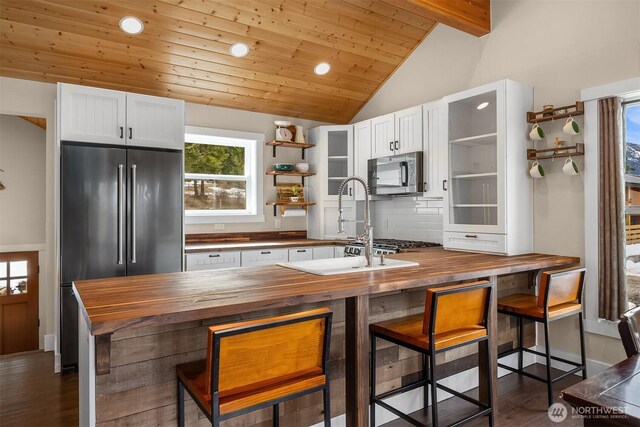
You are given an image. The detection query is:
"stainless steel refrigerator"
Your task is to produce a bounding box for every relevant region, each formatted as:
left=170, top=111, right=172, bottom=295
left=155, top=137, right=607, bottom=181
left=60, top=143, right=183, bottom=368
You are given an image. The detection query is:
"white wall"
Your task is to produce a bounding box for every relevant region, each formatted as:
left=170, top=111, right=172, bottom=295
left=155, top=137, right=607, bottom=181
left=373, top=198, right=443, bottom=244
left=185, top=103, right=326, bottom=235
left=353, top=0, right=640, bottom=366
left=0, top=115, right=46, bottom=245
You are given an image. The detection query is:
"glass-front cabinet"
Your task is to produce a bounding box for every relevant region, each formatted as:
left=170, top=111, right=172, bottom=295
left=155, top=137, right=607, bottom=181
left=443, top=80, right=533, bottom=255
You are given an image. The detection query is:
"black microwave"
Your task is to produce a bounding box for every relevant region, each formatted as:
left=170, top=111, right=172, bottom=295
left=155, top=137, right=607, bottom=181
left=368, top=151, right=423, bottom=196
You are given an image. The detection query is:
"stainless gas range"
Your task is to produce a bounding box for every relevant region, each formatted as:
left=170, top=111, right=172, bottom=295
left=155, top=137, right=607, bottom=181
left=343, top=239, right=441, bottom=257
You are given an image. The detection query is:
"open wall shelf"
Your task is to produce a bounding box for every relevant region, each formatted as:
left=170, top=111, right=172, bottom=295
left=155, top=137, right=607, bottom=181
left=527, top=143, right=584, bottom=160
left=266, top=140, right=314, bottom=159
left=266, top=170, right=315, bottom=185
left=527, top=101, right=584, bottom=124
left=266, top=201, right=315, bottom=216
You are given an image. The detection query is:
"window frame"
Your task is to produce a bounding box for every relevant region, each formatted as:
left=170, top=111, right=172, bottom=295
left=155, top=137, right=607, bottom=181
left=582, top=77, right=640, bottom=338
left=184, top=126, right=265, bottom=224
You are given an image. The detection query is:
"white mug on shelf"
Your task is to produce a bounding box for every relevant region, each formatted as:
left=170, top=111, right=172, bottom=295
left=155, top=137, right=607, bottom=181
left=529, top=123, right=545, bottom=140
left=529, top=161, right=545, bottom=179
left=563, top=157, right=579, bottom=176
left=563, top=117, right=580, bottom=135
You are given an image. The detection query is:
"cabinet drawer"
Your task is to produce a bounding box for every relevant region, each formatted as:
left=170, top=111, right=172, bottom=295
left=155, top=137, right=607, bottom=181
left=241, top=249, right=288, bottom=267
left=289, top=247, right=314, bottom=262
left=312, top=246, right=335, bottom=260
left=186, top=251, right=241, bottom=271
left=443, top=232, right=507, bottom=254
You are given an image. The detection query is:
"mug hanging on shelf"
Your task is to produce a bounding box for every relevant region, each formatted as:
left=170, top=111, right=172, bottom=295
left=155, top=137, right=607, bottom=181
left=529, top=123, right=545, bottom=141
left=563, top=157, right=579, bottom=176
left=529, top=161, right=545, bottom=179
left=563, top=117, right=580, bottom=135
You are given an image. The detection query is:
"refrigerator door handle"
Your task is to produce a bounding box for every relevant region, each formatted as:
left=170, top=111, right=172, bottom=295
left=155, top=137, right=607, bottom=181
left=131, top=164, right=137, bottom=264
left=117, top=164, right=124, bottom=265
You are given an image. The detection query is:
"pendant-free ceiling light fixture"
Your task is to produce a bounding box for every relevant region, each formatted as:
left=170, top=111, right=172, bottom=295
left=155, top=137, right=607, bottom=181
left=314, top=63, right=331, bottom=75
left=119, top=16, right=144, bottom=35
left=229, top=43, right=249, bottom=57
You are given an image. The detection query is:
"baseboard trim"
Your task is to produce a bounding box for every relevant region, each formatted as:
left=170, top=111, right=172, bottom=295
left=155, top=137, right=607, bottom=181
left=44, top=334, right=55, bottom=352
left=310, top=351, right=536, bottom=427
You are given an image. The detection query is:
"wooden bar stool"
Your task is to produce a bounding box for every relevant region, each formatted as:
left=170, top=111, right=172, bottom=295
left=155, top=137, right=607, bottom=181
left=176, top=308, right=333, bottom=427
left=619, top=306, right=640, bottom=357
left=370, top=281, right=494, bottom=427
left=497, top=267, right=586, bottom=407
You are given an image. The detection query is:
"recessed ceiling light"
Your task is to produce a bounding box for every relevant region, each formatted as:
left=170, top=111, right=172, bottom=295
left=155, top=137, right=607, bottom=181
left=229, top=43, right=249, bottom=58
left=119, top=16, right=144, bottom=35
left=314, top=62, right=331, bottom=75
left=477, top=102, right=489, bottom=110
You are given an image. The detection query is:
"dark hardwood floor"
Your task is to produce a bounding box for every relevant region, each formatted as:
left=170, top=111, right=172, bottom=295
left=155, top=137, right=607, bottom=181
left=0, top=351, right=78, bottom=426
left=0, top=352, right=582, bottom=426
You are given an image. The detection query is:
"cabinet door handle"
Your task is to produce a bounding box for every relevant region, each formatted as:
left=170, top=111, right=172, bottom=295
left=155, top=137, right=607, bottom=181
left=261, top=251, right=271, bottom=255
left=349, top=187, right=352, bottom=197
left=209, top=254, right=220, bottom=258
left=395, top=140, right=399, bottom=151
left=389, top=141, right=394, bottom=151
left=119, top=126, right=124, bottom=139
left=465, top=234, right=478, bottom=239
left=297, top=249, right=307, bottom=253
left=131, top=164, right=137, bottom=263
left=128, top=127, right=133, bottom=140
left=442, top=180, right=447, bottom=191
left=117, top=164, right=124, bottom=264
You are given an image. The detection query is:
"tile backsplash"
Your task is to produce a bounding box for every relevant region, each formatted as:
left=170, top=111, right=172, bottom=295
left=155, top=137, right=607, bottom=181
left=372, top=197, right=444, bottom=243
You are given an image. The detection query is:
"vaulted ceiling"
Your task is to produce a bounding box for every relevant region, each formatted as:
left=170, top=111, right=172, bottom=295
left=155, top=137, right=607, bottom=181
left=0, top=1, right=490, bottom=123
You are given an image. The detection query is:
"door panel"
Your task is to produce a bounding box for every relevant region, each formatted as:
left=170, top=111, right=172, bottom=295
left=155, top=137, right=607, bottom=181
left=371, top=114, right=394, bottom=159
left=353, top=120, right=371, bottom=201
left=61, top=144, right=127, bottom=283
left=127, top=149, right=183, bottom=276
left=0, top=251, right=39, bottom=355
left=126, top=93, right=185, bottom=150
left=395, top=106, right=423, bottom=155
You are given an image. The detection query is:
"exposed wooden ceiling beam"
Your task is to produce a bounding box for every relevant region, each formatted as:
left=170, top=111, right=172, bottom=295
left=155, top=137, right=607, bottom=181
left=402, top=0, right=491, bottom=37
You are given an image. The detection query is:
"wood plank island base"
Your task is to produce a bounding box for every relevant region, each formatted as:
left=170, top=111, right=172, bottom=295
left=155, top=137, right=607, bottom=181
left=73, top=248, right=579, bottom=426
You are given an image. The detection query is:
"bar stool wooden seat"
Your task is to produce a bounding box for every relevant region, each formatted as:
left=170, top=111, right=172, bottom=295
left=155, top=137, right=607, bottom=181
left=370, top=281, right=494, bottom=427
left=619, top=306, right=640, bottom=357
left=497, top=267, right=586, bottom=407
left=176, top=308, right=333, bottom=427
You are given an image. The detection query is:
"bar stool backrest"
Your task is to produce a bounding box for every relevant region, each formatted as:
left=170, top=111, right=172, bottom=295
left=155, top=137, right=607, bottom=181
left=422, top=281, right=492, bottom=336
left=536, top=267, right=586, bottom=309
left=619, top=306, right=640, bottom=358
left=205, top=308, right=332, bottom=397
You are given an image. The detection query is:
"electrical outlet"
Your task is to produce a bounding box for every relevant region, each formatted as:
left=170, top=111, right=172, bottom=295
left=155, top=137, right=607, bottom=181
left=214, top=223, right=225, bottom=230
left=275, top=219, right=282, bottom=229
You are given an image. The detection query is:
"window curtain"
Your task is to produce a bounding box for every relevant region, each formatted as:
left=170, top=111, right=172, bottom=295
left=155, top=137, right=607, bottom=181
left=598, top=97, right=627, bottom=321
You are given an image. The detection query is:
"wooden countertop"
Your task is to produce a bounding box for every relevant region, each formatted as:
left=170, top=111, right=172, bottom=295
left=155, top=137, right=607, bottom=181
left=185, top=239, right=347, bottom=253
left=74, top=248, right=579, bottom=336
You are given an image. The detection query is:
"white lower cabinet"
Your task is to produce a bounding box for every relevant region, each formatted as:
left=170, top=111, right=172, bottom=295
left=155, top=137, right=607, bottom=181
left=312, top=246, right=335, bottom=260
left=442, top=232, right=507, bottom=254
left=289, top=247, right=314, bottom=262
left=185, top=251, right=241, bottom=271
left=241, top=249, right=288, bottom=267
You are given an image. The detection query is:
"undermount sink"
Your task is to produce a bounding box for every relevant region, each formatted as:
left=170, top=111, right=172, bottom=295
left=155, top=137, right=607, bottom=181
left=277, top=256, right=419, bottom=276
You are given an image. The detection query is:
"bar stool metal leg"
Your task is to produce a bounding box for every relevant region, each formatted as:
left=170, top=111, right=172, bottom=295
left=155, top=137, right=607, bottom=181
left=429, top=351, right=439, bottom=427
left=422, top=353, right=429, bottom=414
left=543, top=320, right=553, bottom=406
left=370, top=333, right=376, bottom=427
left=323, top=384, right=331, bottom=426
left=579, top=314, right=587, bottom=379
left=518, top=317, right=524, bottom=372
left=273, top=403, right=280, bottom=427
left=486, top=342, right=494, bottom=427
left=177, top=381, right=185, bottom=427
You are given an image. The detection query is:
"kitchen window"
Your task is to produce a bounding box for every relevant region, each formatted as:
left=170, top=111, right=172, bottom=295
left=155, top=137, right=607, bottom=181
left=184, top=126, right=264, bottom=223
left=624, top=100, right=640, bottom=308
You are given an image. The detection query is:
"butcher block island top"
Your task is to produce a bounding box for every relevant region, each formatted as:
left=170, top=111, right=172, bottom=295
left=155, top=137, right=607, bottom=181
left=73, top=248, right=579, bottom=336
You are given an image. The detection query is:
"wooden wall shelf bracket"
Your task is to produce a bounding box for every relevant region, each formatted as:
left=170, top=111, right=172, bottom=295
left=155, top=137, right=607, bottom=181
left=266, top=141, right=314, bottom=160
left=527, top=101, right=584, bottom=124
left=266, top=201, right=315, bottom=216
left=527, top=143, right=585, bottom=160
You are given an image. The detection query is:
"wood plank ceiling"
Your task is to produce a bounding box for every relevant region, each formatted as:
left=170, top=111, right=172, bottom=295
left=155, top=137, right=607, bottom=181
left=0, top=1, right=490, bottom=123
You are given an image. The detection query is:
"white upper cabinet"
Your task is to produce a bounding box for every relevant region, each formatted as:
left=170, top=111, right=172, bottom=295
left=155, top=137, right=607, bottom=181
left=59, top=83, right=184, bottom=150
left=353, top=120, right=371, bottom=201
left=307, top=125, right=354, bottom=202
left=371, top=108, right=422, bottom=158
left=126, top=93, right=185, bottom=150
left=422, top=100, right=446, bottom=198
left=442, top=80, right=533, bottom=255
left=59, top=84, right=126, bottom=145
left=394, top=106, right=422, bottom=155
left=371, top=113, right=395, bottom=158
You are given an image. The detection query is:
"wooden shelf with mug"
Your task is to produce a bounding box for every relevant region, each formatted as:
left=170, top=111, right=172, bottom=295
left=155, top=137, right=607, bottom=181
left=527, top=101, right=584, bottom=124
left=527, top=143, right=584, bottom=160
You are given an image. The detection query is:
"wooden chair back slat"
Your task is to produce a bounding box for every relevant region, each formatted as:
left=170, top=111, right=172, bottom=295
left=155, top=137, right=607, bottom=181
left=205, top=308, right=331, bottom=396
left=619, top=306, right=640, bottom=358
left=626, top=224, right=640, bottom=245
left=536, top=267, right=585, bottom=308
left=423, top=281, right=491, bottom=336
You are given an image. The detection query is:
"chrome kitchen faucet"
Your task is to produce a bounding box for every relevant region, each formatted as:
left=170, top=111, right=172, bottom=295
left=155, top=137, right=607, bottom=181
left=337, top=176, right=374, bottom=267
